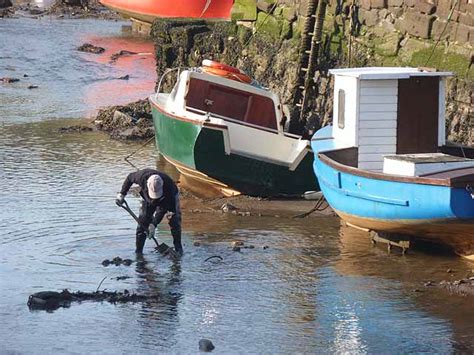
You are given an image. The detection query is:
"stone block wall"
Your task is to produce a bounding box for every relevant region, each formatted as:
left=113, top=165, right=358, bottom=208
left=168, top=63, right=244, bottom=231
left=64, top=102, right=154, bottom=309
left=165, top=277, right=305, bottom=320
left=151, top=1, right=472, bottom=144
left=228, top=0, right=472, bottom=144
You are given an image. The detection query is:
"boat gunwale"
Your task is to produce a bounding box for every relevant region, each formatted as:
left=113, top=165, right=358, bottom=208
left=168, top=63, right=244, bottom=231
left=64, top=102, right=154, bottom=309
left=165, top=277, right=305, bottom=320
left=318, top=148, right=474, bottom=188
left=150, top=94, right=227, bottom=130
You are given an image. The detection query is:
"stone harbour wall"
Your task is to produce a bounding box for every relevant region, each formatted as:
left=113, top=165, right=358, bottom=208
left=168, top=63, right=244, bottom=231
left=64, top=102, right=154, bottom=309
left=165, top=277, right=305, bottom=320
left=151, top=0, right=472, bottom=144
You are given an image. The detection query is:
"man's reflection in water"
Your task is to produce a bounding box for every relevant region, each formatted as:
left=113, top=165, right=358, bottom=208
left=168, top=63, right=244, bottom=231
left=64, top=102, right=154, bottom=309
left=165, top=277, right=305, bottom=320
left=134, top=255, right=183, bottom=347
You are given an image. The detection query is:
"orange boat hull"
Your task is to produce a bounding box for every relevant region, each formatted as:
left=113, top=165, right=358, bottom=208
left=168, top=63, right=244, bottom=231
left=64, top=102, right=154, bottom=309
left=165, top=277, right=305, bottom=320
left=100, top=0, right=233, bottom=22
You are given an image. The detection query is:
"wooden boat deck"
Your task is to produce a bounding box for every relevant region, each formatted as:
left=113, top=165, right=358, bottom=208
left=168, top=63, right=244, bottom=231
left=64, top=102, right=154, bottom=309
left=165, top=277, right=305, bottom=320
left=421, top=167, right=474, bottom=186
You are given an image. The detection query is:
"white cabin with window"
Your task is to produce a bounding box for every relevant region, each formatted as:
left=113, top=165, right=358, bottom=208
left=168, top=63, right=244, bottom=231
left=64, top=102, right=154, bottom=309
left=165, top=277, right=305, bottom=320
left=330, top=67, right=452, bottom=172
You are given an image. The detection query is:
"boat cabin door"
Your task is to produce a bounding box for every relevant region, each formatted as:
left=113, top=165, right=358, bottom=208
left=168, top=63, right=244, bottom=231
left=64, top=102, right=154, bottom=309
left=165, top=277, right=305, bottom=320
left=396, top=76, right=439, bottom=154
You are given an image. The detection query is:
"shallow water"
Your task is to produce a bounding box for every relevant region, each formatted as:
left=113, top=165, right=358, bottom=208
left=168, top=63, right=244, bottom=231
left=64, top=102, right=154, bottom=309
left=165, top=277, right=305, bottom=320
left=1, top=17, right=474, bottom=354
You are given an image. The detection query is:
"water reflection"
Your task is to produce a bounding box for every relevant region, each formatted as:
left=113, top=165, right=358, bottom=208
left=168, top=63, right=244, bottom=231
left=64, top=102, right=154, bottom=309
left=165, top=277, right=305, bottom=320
left=0, top=18, right=155, bottom=123
left=135, top=256, right=183, bottom=348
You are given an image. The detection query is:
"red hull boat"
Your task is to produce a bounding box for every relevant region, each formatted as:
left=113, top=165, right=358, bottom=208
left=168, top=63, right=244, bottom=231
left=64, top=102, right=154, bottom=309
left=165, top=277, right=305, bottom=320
left=100, top=0, right=234, bottom=22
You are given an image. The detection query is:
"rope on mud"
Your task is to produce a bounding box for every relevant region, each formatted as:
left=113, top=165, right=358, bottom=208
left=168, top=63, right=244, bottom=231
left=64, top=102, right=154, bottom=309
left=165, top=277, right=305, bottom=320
left=292, top=195, right=329, bottom=218
left=123, top=136, right=155, bottom=170
left=96, top=276, right=108, bottom=292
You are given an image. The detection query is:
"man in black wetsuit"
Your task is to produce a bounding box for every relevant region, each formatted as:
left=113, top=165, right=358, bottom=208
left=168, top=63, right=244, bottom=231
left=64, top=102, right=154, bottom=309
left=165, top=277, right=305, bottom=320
left=116, top=168, right=183, bottom=256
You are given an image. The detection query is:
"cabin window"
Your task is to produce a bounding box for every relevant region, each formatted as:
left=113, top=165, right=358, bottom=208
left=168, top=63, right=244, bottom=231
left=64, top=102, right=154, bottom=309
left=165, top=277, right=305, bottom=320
left=338, top=89, right=345, bottom=129
left=186, top=78, right=277, bottom=130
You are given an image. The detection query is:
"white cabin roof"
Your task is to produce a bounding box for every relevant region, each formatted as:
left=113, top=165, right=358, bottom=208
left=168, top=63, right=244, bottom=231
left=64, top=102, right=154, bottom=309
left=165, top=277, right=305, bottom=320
left=329, top=67, right=452, bottom=80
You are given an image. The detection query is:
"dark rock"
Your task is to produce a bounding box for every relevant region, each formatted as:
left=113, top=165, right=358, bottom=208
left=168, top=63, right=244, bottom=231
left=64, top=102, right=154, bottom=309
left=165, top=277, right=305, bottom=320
left=112, top=256, right=123, bottom=265
left=27, top=85, right=39, bottom=89
left=77, top=43, right=105, bottom=54
left=115, top=276, right=131, bottom=280
left=28, top=290, right=73, bottom=311
left=198, top=339, right=215, bottom=352
left=95, top=99, right=153, bottom=141
left=122, top=259, right=133, bottom=266
left=232, top=246, right=241, bottom=252
left=118, top=74, right=130, bottom=80
left=23, top=74, right=29, bottom=77
left=101, top=259, right=110, bottom=266
left=263, top=245, right=269, bottom=250
left=28, top=288, right=170, bottom=311
left=193, top=241, right=201, bottom=246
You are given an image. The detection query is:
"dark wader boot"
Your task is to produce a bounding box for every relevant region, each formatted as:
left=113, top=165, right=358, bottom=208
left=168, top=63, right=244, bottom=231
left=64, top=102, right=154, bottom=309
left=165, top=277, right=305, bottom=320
left=136, top=200, right=154, bottom=254
left=169, top=192, right=183, bottom=255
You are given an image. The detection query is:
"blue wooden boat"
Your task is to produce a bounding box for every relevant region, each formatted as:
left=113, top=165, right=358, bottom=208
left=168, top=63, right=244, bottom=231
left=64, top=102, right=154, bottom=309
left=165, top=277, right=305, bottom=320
left=311, top=67, right=474, bottom=259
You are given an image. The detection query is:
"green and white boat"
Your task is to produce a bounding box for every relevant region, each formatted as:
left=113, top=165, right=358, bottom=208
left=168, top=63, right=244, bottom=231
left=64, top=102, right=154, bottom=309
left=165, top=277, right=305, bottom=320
left=149, top=61, right=318, bottom=197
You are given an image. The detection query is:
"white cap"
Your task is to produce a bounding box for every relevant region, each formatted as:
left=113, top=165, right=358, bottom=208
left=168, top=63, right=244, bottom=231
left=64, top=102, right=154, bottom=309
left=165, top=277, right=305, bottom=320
left=147, top=175, right=163, bottom=199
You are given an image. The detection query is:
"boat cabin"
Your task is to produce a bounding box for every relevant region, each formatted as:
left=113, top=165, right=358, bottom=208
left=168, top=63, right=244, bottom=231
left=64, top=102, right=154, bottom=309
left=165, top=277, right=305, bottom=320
left=164, top=69, right=286, bottom=135
left=327, top=67, right=474, bottom=175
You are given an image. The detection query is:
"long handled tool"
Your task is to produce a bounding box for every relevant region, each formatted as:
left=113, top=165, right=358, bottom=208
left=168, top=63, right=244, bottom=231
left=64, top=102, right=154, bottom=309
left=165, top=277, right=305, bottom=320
left=116, top=199, right=178, bottom=258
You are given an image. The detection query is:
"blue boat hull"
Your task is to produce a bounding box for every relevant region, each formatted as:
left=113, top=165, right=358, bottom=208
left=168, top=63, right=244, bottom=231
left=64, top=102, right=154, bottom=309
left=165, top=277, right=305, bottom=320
left=311, top=149, right=474, bottom=258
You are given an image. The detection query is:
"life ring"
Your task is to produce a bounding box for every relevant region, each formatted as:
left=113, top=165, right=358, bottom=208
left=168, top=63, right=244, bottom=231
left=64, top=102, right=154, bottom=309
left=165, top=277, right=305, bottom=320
left=201, top=60, right=252, bottom=84
left=202, top=59, right=241, bottom=74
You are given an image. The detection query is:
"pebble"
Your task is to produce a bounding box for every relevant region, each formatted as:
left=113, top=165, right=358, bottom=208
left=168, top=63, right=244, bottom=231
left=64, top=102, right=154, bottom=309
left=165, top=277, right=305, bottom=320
left=102, top=259, right=110, bottom=266
left=194, top=241, right=201, bottom=246
left=232, top=246, right=241, bottom=252
left=122, top=259, right=133, bottom=266
left=102, top=257, right=133, bottom=267
left=263, top=245, right=269, bottom=250
left=221, top=202, right=237, bottom=213
left=27, top=85, right=38, bottom=89
left=198, top=339, right=215, bottom=352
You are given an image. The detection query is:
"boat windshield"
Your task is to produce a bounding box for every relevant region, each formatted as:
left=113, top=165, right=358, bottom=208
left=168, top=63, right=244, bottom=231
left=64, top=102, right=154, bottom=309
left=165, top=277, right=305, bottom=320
left=186, top=78, right=277, bottom=130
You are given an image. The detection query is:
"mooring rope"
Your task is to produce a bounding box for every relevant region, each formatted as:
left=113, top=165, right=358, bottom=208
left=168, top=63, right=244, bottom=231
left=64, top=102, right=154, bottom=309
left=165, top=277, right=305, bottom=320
left=292, top=195, right=329, bottom=218
left=123, top=136, right=155, bottom=170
